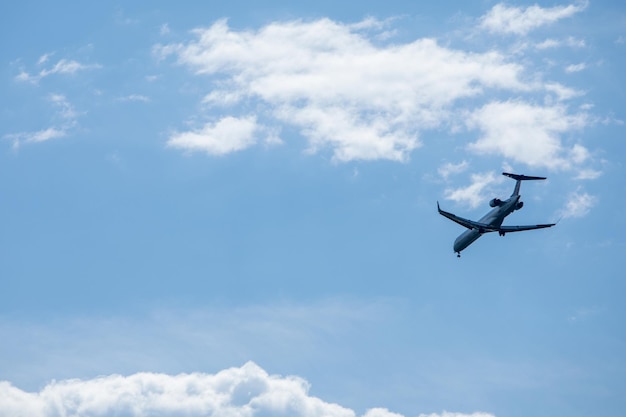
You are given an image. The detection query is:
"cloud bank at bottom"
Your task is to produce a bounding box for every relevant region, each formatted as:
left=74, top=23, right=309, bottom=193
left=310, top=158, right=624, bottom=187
left=0, top=361, right=494, bottom=417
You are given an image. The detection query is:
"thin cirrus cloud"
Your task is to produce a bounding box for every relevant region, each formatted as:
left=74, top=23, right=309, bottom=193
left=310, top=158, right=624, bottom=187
left=565, top=63, right=587, bottom=73
left=0, top=362, right=494, bottom=417
left=15, top=57, right=100, bottom=84
left=479, top=1, right=588, bottom=36
left=155, top=17, right=531, bottom=162
left=560, top=188, right=597, bottom=218
left=118, top=94, right=151, bottom=103
left=438, top=161, right=470, bottom=181
left=4, top=94, right=78, bottom=149
left=0, top=298, right=493, bottom=417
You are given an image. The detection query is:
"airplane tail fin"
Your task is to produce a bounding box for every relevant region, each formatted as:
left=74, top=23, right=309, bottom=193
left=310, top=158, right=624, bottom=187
left=503, top=172, right=547, bottom=196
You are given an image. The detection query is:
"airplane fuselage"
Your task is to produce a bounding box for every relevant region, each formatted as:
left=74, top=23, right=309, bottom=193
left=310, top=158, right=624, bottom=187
left=453, top=195, right=520, bottom=254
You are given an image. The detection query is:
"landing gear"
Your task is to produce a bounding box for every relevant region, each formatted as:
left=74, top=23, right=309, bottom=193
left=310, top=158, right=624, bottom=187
left=456, top=252, right=461, bottom=258
left=499, top=231, right=506, bottom=236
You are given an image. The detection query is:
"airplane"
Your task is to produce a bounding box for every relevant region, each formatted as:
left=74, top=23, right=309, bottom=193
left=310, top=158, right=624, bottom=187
left=438, top=172, right=556, bottom=257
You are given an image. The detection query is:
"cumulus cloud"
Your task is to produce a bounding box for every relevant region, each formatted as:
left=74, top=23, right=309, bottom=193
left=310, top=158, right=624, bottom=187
left=560, top=188, right=596, bottom=218
left=0, top=362, right=493, bottom=417
left=419, top=413, right=495, bottom=417
left=0, top=362, right=349, bottom=417
left=167, top=115, right=263, bottom=155
left=466, top=100, right=588, bottom=170
left=479, top=1, right=588, bottom=36
left=155, top=18, right=530, bottom=162
left=444, top=171, right=503, bottom=208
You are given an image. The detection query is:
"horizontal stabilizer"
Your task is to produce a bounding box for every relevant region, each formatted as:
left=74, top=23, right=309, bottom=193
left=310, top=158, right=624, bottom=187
left=502, top=172, right=546, bottom=181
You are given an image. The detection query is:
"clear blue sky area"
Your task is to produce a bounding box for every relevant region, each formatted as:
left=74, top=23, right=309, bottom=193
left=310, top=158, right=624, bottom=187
left=1, top=2, right=624, bottom=417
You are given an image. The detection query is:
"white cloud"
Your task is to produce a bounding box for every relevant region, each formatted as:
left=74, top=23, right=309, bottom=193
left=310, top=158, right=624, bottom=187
left=15, top=58, right=100, bottom=83
left=565, top=63, right=586, bottom=73
left=167, top=115, right=261, bottom=155
left=467, top=100, right=588, bottom=170
left=37, top=52, right=54, bottom=65
left=14, top=127, right=67, bottom=144
left=364, top=408, right=406, bottom=417
left=574, top=168, right=602, bottom=180
left=419, top=413, right=495, bottom=417
left=535, top=36, right=585, bottom=51
left=444, top=171, right=503, bottom=208
left=479, top=2, right=588, bottom=36
left=0, top=362, right=494, bottom=417
left=0, top=363, right=349, bottom=417
left=544, top=82, right=584, bottom=101
left=438, top=161, right=469, bottom=180
left=535, top=39, right=560, bottom=49
left=155, top=18, right=529, bottom=162
left=118, top=94, right=151, bottom=102
left=559, top=188, right=596, bottom=218
left=49, top=93, right=79, bottom=120
left=4, top=94, right=78, bottom=149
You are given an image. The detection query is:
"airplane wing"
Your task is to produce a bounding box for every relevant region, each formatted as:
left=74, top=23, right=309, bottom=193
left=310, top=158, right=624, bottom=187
left=437, top=202, right=556, bottom=233
left=497, top=223, right=556, bottom=233
left=437, top=202, right=497, bottom=232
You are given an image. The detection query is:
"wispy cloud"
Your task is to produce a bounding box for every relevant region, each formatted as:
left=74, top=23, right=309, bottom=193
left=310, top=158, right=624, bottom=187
left=535, top=37, right=586, bottom=49
left=479, top=1, right=588, bottom=36
left=0, top=299, right=402, bottom=391
left=4, top=94, right=79, bottom=149
left=118, top=94, right=151, bottom=103
left=438, top=161, right=469, bottom=180
left=565, top=63, right=587, bottom=73
left=15, top=57, right=100, bottom=84
left=545, top=82, right=584, bottom=101
left=559, top=188, right=597, bottom=218
left=36, top=52, right=54, bottom=65
left=574, top=169, right=602, bottom=180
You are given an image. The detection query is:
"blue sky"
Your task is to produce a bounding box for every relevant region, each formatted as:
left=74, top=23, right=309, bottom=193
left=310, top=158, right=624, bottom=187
left=1, top=1, right=625, bottom=416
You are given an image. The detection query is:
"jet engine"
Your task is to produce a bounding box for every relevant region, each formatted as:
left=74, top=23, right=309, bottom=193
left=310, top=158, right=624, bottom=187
left=516, top=201, right=524, bottom=210
left=489, top=198, right=502, bottom=207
